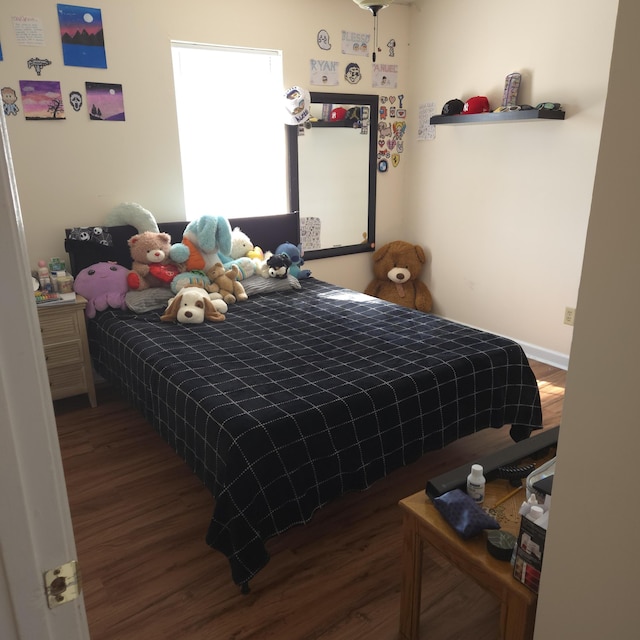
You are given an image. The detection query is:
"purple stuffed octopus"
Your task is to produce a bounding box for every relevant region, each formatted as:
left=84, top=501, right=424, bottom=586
left=73, top=262, right=130, bottom=318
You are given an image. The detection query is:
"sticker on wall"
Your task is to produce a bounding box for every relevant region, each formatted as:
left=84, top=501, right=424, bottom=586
left=372, top=63, right=398, bottom=89
left=379, top=105, right=388, bottom=120
left=57, top=4, right=107, bottom=69
left=69, top=90, right=83, bottom=111
left=378, top=159, right=388, bottom=172
left=418, top=101, right=436, bottom=141
left=317, top=29, right=332, bottom=51
left=378, top=121, right=391, bottom=138
left=27, top=57, right=51, bottom=76
left=19, top=80, right=65, bottom=120
left=391, top=153, right=400, bottom=168
left=310, top=59, right=339, bottom=86
left=341, top=31, right=370, bottom=57
left=344, top=62, right=362, bottom=85
left=85, top=82, right=125, bottom=121
left=12, top=16, right=46, bottom=47
left=2, top=87, right=20, bottom=116
left=387, top=39, right=396, bottom=57
left=0, top=39, right=3, bottom=61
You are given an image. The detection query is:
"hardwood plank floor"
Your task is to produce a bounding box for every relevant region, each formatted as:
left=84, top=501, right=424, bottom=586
left=54, top=359, right=565, bottom=640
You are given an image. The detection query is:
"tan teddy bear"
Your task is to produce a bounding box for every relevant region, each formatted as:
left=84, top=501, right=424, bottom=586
left=127, top=231, right=182, bottom=290
left=206, top=262, right=248, bottom=304
left=364, top=240, right=433, bottom=312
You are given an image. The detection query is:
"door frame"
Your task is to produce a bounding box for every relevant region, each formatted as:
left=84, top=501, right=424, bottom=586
left=0, top=110, right=90, bottom=638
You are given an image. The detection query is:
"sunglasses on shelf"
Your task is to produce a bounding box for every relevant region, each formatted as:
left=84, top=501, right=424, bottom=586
left=536, top=102, right=562, bottom=111
left=493, top=105, right=534, bottom=112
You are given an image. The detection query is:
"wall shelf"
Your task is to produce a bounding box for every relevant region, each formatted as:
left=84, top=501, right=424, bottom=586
left=430, top=110, right=565, bottom=125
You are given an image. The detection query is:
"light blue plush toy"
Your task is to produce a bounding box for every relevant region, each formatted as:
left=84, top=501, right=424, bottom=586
left=275, top=242, right=311, bottom=279
left=169, top=215, right=233, bottom=273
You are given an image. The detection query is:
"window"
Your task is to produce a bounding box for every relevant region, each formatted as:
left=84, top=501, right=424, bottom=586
left=171, top=42, right=286, bottom=220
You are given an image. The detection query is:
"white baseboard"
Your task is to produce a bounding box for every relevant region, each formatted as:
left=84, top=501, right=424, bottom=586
left=518, top=340, right=569, bottom=371
left=437, top=315, right=570, bottom=371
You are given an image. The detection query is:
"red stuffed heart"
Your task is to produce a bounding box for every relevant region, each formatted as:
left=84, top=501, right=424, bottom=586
left=149, top=263, right=180, bottom=283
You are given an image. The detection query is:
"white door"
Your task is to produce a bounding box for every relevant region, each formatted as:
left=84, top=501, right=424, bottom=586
left=0, top=113, right=90, bottom=637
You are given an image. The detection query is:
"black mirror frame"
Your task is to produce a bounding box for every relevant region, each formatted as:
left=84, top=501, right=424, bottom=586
left=287, top=92, right=378, bottom=260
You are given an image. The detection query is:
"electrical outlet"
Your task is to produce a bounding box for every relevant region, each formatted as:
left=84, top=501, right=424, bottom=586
left=564, top=307, right=576, bottom=326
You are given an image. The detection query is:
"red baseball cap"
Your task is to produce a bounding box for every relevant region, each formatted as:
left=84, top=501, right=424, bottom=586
left=330, top=107, right=347, bottom=121
left=462, top=96, right=490, bottom=114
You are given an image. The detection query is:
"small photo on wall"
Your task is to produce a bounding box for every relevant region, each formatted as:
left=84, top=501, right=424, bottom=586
left=85, top=82, right=125, bottom=121
left=57, top=4, right=107, bottom=69
left=19, top=80, right=65, bottom=120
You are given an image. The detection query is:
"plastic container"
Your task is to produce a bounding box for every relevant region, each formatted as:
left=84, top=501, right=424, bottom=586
left=466, top=463, right=486, bottom=504
left=37, top=260, right=52, bottom=292
left=526, top=457, right=556, bottom=501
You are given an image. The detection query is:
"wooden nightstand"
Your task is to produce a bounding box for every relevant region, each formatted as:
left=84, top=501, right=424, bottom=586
left=37, top=295, right=97, bottom=407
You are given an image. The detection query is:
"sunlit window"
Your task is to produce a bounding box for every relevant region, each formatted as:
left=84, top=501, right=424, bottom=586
left=171, top=42, right=286, bottom=220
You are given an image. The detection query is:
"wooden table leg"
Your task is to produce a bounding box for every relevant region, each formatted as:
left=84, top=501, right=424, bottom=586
left=399, top=512, right=424, bottom=640
left=500, top=591, right=537, bottom=640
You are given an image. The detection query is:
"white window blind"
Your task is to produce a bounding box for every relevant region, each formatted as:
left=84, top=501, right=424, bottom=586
left=171, top=42, right=286, bottom=220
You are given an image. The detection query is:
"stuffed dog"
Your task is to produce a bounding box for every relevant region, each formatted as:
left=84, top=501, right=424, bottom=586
left=160, top=287, right=226, bottom=324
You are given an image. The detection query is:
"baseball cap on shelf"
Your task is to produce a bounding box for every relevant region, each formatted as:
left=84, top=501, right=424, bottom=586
left=330, top=107, right=347, bottom=121
left=441, top=99, right=464, bottom=116
left=462, top=96, right=490, bottom=114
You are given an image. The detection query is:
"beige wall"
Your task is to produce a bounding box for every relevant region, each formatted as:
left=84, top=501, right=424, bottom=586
left=1, top=0, right=408, bottom=294
left=406, top=0, right=617, bottom=364
left=2, top=0, right=618, bottom=366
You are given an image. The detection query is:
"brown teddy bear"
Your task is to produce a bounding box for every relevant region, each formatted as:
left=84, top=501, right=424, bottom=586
left=127, top=231, right=182, bottom=290
left=206, top=262, right=248, bottom=304
left=364, top=240, right=433, bottom=312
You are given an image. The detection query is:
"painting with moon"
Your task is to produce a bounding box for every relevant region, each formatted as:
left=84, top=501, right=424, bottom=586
left=57, top=3, right=107, bottom=69
left=85, top=82, right=125, bottom=121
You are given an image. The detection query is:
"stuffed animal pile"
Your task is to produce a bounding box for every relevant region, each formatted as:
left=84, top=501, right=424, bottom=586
left=364, top=240, right=433, bottom=312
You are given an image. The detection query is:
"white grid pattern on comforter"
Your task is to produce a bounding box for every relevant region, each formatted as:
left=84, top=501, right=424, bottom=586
left=88, top=278, right=542, bottom=586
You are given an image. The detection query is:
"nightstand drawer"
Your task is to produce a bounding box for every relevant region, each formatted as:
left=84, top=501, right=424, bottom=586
left=43, top=341, right=83, bottom=369
left=39, top=308, right=81, bottom=345
left=36, top=296, right=97, bottom=407
left=48, top=364, right=90, bottom=401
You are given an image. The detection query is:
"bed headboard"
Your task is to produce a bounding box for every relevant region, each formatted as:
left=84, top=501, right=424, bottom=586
left=64, top=212, right=301, bottom=276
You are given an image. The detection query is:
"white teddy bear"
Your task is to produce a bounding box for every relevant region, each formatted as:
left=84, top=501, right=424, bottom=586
left=221, top=227, right=269, bottom=279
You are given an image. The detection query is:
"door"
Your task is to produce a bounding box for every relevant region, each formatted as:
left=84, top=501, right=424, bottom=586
left=0, top=112, right=90, bottom=637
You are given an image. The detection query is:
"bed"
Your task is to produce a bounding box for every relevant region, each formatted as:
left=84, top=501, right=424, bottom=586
left=64, top=212, right=543, bottom=591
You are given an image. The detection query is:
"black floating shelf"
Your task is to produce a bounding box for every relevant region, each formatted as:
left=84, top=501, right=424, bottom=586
left=310, top=119, right=360, bottom=128
left=430, top=109, right=565, bottom=125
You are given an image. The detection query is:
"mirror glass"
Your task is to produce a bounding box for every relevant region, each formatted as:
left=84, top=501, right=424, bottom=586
left=288, top=92, right=379, bottom=260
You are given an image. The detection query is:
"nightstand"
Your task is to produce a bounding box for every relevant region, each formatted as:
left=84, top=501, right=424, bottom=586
left=37, top=295, right=97, bottom=407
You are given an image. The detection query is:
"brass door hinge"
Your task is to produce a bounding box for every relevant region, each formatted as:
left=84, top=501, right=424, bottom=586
left=43, top=560, right=81, bottom=608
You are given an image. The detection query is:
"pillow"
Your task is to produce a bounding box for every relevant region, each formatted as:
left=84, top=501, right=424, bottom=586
left=432, top=489, right=500, bottom=540
left=126, top=288, right=173, bottom=313
left=242, top=274, right=301, bottom=296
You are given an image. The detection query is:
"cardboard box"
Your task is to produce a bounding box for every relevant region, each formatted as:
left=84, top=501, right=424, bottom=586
left=513, top=513, right=547, bottom=593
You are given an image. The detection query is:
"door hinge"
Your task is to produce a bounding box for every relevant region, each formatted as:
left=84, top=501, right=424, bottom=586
left=43, top=560, right=81, bottom=608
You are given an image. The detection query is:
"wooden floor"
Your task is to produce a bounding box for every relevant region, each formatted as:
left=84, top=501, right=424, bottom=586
left=54, top=360, right=565, bottom=640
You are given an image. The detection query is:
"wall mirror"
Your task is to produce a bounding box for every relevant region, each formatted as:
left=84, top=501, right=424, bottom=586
left=287, top=92, right=379, bottom=260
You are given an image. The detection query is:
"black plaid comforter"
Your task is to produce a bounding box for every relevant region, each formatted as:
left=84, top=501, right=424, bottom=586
left=88, top=279, right=542, bottom=587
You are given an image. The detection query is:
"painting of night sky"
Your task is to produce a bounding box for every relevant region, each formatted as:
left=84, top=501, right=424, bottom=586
left=57, top=4, right=107, bottom=69
left=85, top=82, right=125, bottom=121
left=19, top=80, right=66, bottom=120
